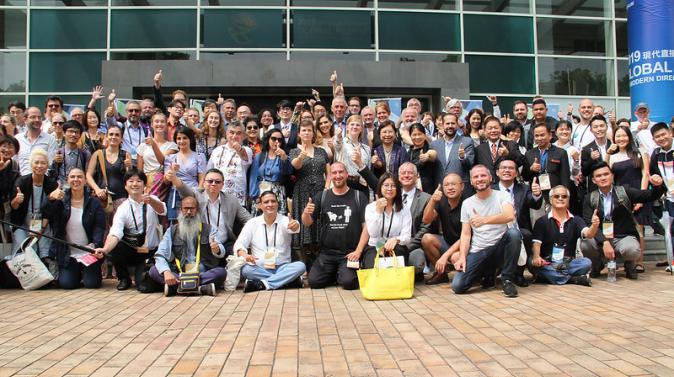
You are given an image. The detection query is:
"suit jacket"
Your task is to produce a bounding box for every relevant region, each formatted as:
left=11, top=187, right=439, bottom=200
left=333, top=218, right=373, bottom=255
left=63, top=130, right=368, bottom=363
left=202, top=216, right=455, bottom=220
left=525, top=116, right=558, bottom=148
left=475, top=139, right=525, bottom=179
left=581, top=140, right=612, bottom=192
left=522, top=144, right=571, bottom=198
left=430, top=135, right=475, bottom=187
left=274, top=122, right=298, bottom=152
left=373, top=144, right=410, bottom=178
left=493, top=182, right=542, bottom=231
left=406, top=189, right=436, bottom=250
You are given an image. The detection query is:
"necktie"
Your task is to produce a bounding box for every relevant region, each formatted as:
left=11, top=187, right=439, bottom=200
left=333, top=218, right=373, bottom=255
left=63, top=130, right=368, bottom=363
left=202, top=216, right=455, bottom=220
left=491, top=143, right=497, bottom=161
left=402, top=193, right=408, bottom=206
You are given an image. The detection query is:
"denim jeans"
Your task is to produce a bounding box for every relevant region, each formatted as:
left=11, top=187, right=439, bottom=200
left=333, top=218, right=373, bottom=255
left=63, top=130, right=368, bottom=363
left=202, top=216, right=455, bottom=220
left=241, top=262, right=306, bottom=290
left=58, top=258, right=103, bottom=289
left=534, top=257, right=592, bottom=285
left=451, top=227, right=521, bottom=294
left=13, top=228, right=52, bottom=259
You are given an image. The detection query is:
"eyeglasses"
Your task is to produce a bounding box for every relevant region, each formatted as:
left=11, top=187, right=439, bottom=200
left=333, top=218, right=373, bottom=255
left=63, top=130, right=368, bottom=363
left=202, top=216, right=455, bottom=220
left=382, top=184, right=396, bottom=189
left=52, top=121, right=64, bottom=125
left=47, top=104, right=60, bottom=108
left=205, top=179, right=223, bottom=185
left=127, top=109, right=140, bottom=113
left=247, top=126, right=259, bottom=130
left=269, top=136, right=283, bottom=142
left=552, top=194, right=569, bottom=199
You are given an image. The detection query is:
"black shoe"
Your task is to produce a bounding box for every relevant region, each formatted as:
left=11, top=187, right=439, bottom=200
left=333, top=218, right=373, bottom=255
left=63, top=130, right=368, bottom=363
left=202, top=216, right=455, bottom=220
left=569, top=274, right=592, bottom=287
left=425, top=271, right=449, bottom=285
left=652, top=222, right=666, bottom=237
left=625, top=262, right=638, bottom=280
left=285, top=276, right=303, bottom=289
left=502, top=280, right=518, bottom=298
left=243, top=279, right=266, bottom=293
left=590, top=266, right=603, bottom=278
left=481, top=275, right=496, bottom=289
left=414, top=272, right=424, bottom=283
left=199, top=283, right=216, bottom=296
left=513, top=275, right=529, bottom=287
left=164, top=284, right=177, bottom=297
left=117, top=279, right=131, bottom=291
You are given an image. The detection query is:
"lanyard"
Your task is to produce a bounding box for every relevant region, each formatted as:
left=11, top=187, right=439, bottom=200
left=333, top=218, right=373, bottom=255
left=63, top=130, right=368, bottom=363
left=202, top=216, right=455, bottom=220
left=130, top=203, right=147, bottom=232
left=175, top=223, right=202, bottom=274
left=381, top=211, right=394, bottom=238
left=126, top=123, right=143, bottom=146
left=206, top=200, right=221, bottom=227
left=264, top=222, right=278, bottom=248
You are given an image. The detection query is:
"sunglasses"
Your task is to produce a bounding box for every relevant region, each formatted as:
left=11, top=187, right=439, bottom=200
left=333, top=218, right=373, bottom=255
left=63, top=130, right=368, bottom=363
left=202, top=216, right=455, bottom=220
left=52, top=121, right=64, bottom=125
left=47, top=104, right=60, bottom=108
left=205, top=179, right=223, bottom=185
left=269, top=136, right=283, bottom=142
left=127, top=109, right=140, bottom=113
left=247, top=126, right=259, bottom=130
left=552, top=194, right=569, bottom=199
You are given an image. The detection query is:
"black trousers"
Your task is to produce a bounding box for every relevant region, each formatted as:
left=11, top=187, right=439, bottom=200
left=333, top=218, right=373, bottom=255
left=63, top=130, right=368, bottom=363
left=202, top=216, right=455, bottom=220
left=108, top=243, right=156, bottom=282
left=308, top=252, right=358, bottom=290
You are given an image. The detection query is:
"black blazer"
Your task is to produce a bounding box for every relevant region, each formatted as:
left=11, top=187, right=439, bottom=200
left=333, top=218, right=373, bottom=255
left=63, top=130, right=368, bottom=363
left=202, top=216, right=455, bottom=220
left=10, top=174, right=59, bottom=227
left=581, top=140, right=612, bottom=192
left=494, top=182, right=543, bottom=231
left=274, top=122, right=298, bottom=152
left=522, top=145, right=571, bottom=196
left=475, top=139, right=525, bottom=179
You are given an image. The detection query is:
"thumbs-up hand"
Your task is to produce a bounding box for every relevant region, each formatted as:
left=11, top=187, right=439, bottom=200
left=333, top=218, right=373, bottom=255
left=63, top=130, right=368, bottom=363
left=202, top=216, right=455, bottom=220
left=591, top=209, right=600, bottom=227
left=288, top=217, right=300, bottom=232
left=165, top=163, right=177, bottom=183
left=419, top=151, right=429, bottom=163
left=14, top=187, right=24, bottom=206
left=607, top=143, right=618, bottom=155
left=108, top=89, right=116, bottom=103
left=54, top=149, right=64, bottom=164
left=375, top=197, right=387, bottom=214
left=124, top=152, right=132, bottom=169
left=153, top=69, right=163, bottom=84
left=49, top=183, right=64, bottom=201
left=431, top=184, right=443, bottom=202
left=145, top=136, right=154, bottom=146
left=531, top=177, right=541, bottom=197
left=351, top=147, right=363, bottom=168
left=330, top=70, right=337, bottom=83
left=371, top=154, right=381, bottom=168
left=303, top=197, right=315, bottom=216
left=591, top=148, right=600, bottom=160
left=458, top=143, right=465, bottom=159
left=531, top=157, right=541, bottom=173
left=217, top=93, right=224, bottom=105
left=0, top=156, right=11, bottom=172
left=209, top=236, right=220, bottom=255
left=469, top=208, right=486, bottom=228
left=650, top=174, right=664, bottom=187
left=498, top=143, right=509, bottom=157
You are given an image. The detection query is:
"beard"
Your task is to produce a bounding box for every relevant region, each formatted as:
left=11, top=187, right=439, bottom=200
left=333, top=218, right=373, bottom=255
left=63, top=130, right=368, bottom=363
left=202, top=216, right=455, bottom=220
left=177, top=212, right=203, bottom=242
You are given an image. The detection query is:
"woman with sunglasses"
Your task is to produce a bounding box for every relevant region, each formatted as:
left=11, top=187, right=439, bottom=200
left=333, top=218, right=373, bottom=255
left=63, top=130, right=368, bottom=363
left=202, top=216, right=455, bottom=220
left=196, top=110, right=226, bottom=161
left=361, top=173, right=412, bottom=268
left=249, top=128, right=291, bottom=215
left=243, top=116, right=262, bottom=160
left=50, top=113, right=66, bottom=148
left=80, top=109, right=104, bottom=154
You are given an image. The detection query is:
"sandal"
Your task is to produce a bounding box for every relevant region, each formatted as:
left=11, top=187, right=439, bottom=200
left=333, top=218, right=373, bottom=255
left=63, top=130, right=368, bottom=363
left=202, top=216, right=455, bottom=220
left=635, top=264, right=646, bottom=273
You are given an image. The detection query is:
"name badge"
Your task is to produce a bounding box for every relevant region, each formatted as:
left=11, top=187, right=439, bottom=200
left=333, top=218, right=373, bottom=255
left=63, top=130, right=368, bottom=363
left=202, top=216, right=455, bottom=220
left=552, top=246, right=565, bottom=263
left=539, top=174, right=551, bottom=191
left=346, top=260, right=360, bottom=269
left=183, top=263, right=197, bottom=273
left=602, top=221, right=614, bottom=239
left=30, top=214, right=42, bottom=233
left=136, top=246, right=149, bottom=254
left=3, top=201, right=10, bottom=216
left=264, top=248, right=277, bottom=269
left=667, top=177, right=674, bottom=195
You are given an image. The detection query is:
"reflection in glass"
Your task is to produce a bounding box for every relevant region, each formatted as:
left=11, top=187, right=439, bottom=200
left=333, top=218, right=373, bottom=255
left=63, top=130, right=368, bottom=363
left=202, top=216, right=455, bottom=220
left=0, top=52, right=26, bottom=92
left=378, top=0, right=456, bottom=10
left=615, top=0, right=626, bottom=18
left=112, top=0, right=195, bottom=5
left=0, top=9, right=26, bottom=49
left=202, top=9, right=284, bottom=49
left=110, top=51, right=195, bottom=60
left=379, top=12, right=459, bottom=51
left=291, top=0, right=372, bottom=6
left=538, top=57, right=613, bottom=96
left=0, top=95, right=25, bottom=113
left=463, top=0, right=530, bottom=13
left=617, top=59, right=628, bottom=96
left=536, top=18, right=610, bottom=57
left=0, top=0, right=26, bottom=5
left=464, top=15, right=533, bottom=53
left=201, top=0, right=284, bottom=4
left=616, top=21, right=627, bottom=57
left=292, top=10, right=372, bottom=49
left=466, top=55, right=535, bottom=94
left=290, top=51, right=375, bottom=61
left=201, top=52, right=287, bottom=61
left=31, top=10, right=107, bottom=49
left=536, top=0, right=610, bottom=17
left=379, top=53, right=460, bottom=62
left=29, top=52, right=105, bottom=92
left=111, top=9, right=197, bottom=48
left=31, top=0, right=106, bottom=5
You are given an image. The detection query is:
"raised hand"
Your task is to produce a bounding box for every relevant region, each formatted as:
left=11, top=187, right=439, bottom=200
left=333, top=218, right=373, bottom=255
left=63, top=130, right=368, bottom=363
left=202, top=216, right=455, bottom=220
left=486, top=95, right=497, bottom=105
left=375, top=197, right=387, bottom=214
left=590, top=148, right=600, bottom=160
left=531, top=177, right=541, bottom=197
left=303, top=197, right=315, bottom=216
left=91, top=85, right=104, bottom=101
left=108, top=89, right=116, bottom=104
left=650, top=174, right=664, bottom=187
left=458, top=143, right=465, bottom=159
left=591, top=209, right=600, bottom=227
left=153, top=69, right=163, bottom=86
left=14, top=187, right=24, bottom=205
left=607, top=143, right=618, bottom=155
left=124, top=152, right=132, bottom=169
left=329, top=70, right=337, bottom=83
left=431, top=184, right=443, bottom=202
left=469, top=208, right=486, bottom=228
left=498, top=143, right=509, bottom=157
left=217, top=93, right=224, bottom=106
left=531, top=157, right=541, bottom=173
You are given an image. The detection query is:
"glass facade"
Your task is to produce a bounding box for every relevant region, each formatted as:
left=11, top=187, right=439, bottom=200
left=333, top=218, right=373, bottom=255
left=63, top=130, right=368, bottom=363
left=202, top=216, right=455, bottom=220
left=0, top=0, right=627, bottom=110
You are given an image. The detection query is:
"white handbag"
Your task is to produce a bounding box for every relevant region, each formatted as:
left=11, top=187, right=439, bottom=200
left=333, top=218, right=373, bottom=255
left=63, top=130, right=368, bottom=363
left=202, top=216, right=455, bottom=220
left=7, top=237, right=54, bottom=290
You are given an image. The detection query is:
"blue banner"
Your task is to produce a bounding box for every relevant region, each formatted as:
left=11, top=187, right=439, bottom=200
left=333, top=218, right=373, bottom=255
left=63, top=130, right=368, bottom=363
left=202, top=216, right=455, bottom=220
left=628, top=0, right=674, bottom=122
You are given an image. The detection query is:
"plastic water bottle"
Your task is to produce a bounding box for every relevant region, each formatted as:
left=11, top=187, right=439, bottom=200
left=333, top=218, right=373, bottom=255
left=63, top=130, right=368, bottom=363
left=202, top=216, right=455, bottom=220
left=607, top=260, right=617, bottom=282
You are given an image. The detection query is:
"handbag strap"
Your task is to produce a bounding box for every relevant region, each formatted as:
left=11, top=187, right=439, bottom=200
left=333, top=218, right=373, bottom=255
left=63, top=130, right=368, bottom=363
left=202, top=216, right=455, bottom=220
left=97, top=150, right=108, bottom=187
left=373, top=244, right=399, bottom=270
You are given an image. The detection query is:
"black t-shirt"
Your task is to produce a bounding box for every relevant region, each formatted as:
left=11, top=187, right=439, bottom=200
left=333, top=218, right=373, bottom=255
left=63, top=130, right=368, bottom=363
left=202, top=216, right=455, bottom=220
left=532, top=214, right=586, bottom=259
left=312, top=188, right=367, bottom=256
left=436, top=197, right=462, bottom=245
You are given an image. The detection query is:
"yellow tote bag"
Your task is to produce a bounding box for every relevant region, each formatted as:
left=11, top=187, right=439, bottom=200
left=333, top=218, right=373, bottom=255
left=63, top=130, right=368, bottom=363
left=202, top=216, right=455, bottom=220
left=357, top=248, right=415, bottom=300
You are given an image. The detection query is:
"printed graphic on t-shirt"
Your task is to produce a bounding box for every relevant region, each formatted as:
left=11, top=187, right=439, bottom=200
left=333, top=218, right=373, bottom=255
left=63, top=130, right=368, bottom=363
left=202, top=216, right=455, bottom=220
left=326, top=204, right=353, bottom=230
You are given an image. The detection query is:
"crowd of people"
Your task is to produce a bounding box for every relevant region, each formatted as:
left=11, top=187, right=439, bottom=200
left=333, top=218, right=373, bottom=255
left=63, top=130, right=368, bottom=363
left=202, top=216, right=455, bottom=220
left=0, top=69, right=672, bottom=299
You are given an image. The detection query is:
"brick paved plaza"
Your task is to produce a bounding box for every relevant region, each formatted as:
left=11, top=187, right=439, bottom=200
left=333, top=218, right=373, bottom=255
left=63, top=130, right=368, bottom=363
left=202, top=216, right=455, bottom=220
left=2, top=263, right=674, bottom=377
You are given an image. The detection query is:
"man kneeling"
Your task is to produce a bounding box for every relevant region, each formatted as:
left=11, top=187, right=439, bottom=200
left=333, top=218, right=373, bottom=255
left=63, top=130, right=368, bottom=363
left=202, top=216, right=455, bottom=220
left=150, top=196, right=227, bottom=296
left=234, top=191, right=306, bottom=292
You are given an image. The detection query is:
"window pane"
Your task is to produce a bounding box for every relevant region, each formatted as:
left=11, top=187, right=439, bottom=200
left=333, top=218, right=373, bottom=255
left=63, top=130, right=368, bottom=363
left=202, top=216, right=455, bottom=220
left=29, top=95, right=91, bottom=109
left=464, top=15, right=533, bottom=53
left=292, top=10, right=372, bottom=49
left=616, top=21, right=627, bottom=57
left=112, top=0, right=195, bottom=5
left=463, top=0, right=530, bottom=13
left=0, top=52, right=25, bottom=92
left=466, top=55, right=535, bottom=94
left=201, top=0, right=284, bottom=4
left=536, top=0, right=610, bottom=17
left=202, top=9, right=284, bottom=48
left=617, top=59, right=628, bottom=96
left=378, top=0, right=457, bottom=10
left=379, top=12, right=459, bottom=51
left=291, top=0, right=372, bottom=6
left=536, top=18, right=610, bottom=57
left=0, top=9, right=26, bottom=48
left=201, top=52, right=287, bottom=61
left=0, top=95, right=25, bottom=113
left=31, top=0, right=106, bottom=5
left=31, top=10, right=107, bottom=49
left=0, top=1, right=26, bottom=5
left=110, top=51, right=195, bottom=60
left=111, top=9, right=196, bottom=49
left=615, top=0, right=626, bottom=18
left=29, top=52, right=105, bottom=92
left=379, top=53, right=461, bottom=63
left=289, top=51, right=375, bottom=61
left=538, top=57, right=614, bottom=96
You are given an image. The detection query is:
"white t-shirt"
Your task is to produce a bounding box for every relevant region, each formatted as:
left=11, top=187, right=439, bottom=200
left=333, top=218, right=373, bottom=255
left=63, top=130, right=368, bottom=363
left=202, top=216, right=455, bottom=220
left=136, top=141, right=178, bottom=173
left=460, top=190, right=513, bottom=252
left=66, top=207, right=88, bottom=256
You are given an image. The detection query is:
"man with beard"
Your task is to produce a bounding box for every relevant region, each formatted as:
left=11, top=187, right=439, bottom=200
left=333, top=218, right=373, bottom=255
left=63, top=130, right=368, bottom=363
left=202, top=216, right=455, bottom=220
left=430, top=113, right=474, bottom=192
left=150, top=195, right=226, bottom=296
left=234, top=191, right=305, bottom=292
left=452, top=165, right=522, bottom=297
left=108, top=100, right=149, bottom=162
left=16, top=107, right=57, bottom=175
